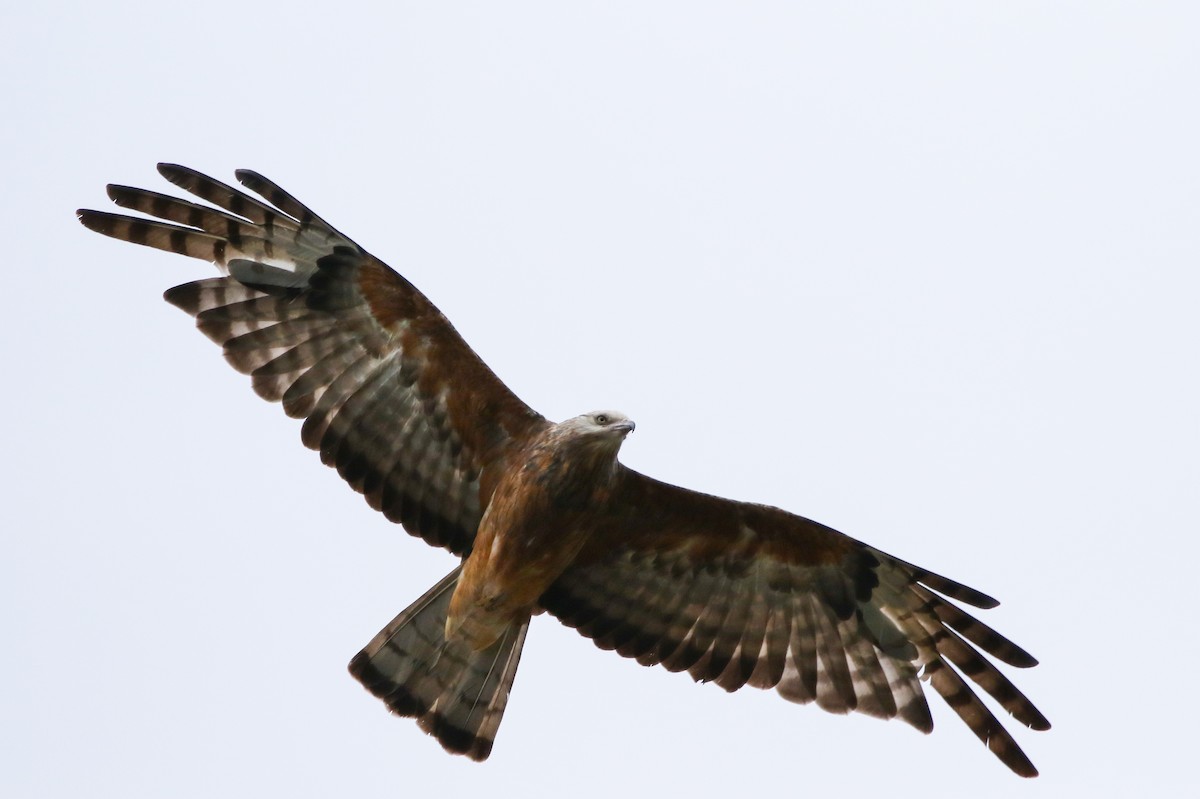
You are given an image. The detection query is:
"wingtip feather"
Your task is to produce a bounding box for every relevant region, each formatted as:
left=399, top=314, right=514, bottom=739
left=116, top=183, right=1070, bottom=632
left=76, top=208, right=113, bottom=235
left=163, top=283, right=200, bottom=314
left=156, top=163, right=196, bottom=188
left=234, top=168, right=264, bottom=184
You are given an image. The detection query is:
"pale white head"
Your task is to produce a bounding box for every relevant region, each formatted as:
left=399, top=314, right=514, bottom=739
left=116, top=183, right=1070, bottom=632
left=558, top=410, right=636, bottom=445
left=583, top=410, right=635, bottom=436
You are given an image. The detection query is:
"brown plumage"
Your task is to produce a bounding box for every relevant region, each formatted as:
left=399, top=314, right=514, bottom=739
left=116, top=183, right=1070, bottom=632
left=78, top=165, right=1049, bottom=776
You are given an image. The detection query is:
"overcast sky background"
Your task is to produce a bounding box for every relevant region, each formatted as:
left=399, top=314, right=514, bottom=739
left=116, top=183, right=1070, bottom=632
left=3, top=2, right=1197, bottom=797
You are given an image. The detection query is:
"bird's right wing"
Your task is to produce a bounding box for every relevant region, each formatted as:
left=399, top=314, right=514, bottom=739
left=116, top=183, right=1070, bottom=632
left=79, top=164, right=548, bottom=555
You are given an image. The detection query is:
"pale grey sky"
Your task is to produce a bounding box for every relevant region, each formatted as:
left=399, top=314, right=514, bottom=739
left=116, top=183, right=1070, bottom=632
left=4, top=2, right=1198, bottom=797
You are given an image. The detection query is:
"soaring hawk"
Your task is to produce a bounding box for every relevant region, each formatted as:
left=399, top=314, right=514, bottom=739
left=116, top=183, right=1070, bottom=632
left=78, top=165, right=1048, bottom=776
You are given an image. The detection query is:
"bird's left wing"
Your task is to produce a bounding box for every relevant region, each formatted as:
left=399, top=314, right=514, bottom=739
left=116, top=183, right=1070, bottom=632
left=540, top=468, right=1049, bottom=776
left=79, top=165, right=548, bottom=556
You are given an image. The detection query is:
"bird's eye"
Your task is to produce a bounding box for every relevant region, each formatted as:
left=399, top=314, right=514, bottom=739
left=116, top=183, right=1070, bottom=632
left=595, top=414, right=609, bottom=425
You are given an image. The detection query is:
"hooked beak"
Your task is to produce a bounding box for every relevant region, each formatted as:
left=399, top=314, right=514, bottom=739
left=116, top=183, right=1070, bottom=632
left=613, top=419, right=636, bottom=435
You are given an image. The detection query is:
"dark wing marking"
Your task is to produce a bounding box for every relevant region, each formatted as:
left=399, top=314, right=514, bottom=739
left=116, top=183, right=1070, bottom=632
left=79, top=164, right=547, bottom=555
left=540, top=468, right=1049, bottom=777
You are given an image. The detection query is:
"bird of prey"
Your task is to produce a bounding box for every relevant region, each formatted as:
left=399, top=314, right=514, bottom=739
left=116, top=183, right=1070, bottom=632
left=78, top=165, right=1049, bottom=776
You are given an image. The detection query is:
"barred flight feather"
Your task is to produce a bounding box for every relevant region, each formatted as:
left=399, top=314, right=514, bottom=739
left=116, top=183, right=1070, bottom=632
left=714, top=582, right=769, bottom=692
left=279, top=345, right=364, bottom=418
left=920, top=587, right=1038, bottom=667
left=812, top=596, right=857, bottom=712
left=624, top=571, right=694, bottom=665
left=778, top=596, right=818, bottom=703
left=746, top=603, right=791, bottom=690
left=663, top=568, right=732, bottom=674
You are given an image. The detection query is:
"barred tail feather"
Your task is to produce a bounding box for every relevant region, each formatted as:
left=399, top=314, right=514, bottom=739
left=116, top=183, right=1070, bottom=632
left=348, top=567, right=529, bottom=761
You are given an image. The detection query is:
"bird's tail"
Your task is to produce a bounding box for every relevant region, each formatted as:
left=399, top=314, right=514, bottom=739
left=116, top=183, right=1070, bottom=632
left=348, top=567, right=530, bottom=760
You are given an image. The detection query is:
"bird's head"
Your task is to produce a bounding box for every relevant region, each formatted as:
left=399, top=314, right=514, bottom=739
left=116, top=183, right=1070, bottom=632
left=559, top=410, right=636, bottom=450
left=585, top=410, right=635, bottom=435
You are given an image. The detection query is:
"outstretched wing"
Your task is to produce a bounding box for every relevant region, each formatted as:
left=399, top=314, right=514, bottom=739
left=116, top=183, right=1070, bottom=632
left=540, top=468, right=1050, bottom=777
left=78, top=165, right=547, bottom=555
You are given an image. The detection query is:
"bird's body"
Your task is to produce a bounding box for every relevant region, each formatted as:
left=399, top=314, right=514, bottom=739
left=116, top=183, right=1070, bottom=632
left=450, top=412, right=633, bottom=649
left=78, top=165, right=1049, bottom=776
